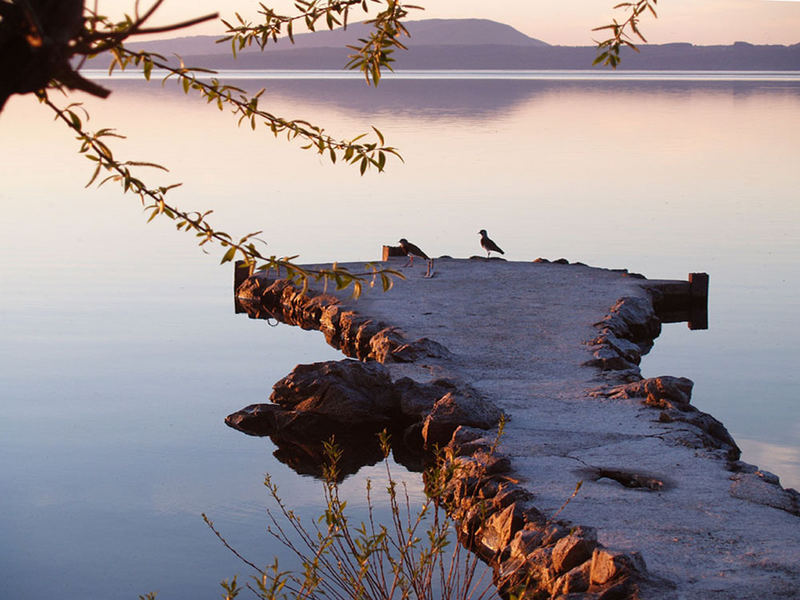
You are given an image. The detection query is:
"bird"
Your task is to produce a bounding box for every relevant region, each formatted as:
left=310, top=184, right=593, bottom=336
left=398, top=238, right=434, bottom=278
left=478, top=229, right=504, bottom=258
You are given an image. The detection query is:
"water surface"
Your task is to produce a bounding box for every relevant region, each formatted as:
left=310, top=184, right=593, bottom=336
left=1, top=72, right=798, bottom=598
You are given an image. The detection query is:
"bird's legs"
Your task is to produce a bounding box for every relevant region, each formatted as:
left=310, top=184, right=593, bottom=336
left=424, top=258, right=434, bottom=278
left=404, top=255, right=414, bottom=267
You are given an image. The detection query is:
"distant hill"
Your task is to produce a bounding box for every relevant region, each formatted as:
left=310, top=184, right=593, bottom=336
left=115, top=18, right=799, bottom=71
left=127, top=19, right=548, bottom=56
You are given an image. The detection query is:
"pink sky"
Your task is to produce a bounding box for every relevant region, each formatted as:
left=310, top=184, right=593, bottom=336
left=97, top=0, right=800, bottom=46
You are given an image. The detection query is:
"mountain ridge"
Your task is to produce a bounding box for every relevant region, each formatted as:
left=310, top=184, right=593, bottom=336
left=118, top=18, right=800, bottom=71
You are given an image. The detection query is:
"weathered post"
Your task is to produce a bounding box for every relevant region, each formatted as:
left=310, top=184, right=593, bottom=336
left=382, top=245, right=405, bottom=261
left=688, top=272, right=709, bottom=330
left=234, top=260, right=251, bottom=294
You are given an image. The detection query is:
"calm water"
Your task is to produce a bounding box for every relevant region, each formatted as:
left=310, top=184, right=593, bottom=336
left=1, top=72, right=798, bottom=599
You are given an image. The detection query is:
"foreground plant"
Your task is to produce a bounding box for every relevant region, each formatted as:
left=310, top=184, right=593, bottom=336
left=201, top=433, right=500, bottom=600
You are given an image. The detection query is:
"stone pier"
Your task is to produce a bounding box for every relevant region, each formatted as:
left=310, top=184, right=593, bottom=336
left=231, top=256, right=799, bottom=599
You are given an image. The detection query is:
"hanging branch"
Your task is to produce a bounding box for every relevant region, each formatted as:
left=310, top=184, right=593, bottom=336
left=592, top=0, right=658, bottom=68
left=41, top=93, right=403, bottom=297
left=219, top=0, right=422, bottom=86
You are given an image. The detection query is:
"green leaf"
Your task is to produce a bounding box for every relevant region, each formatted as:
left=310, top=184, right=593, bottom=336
left=372, top=126, right=385, bottom=146
left=221, top=246, right=237, bottom=264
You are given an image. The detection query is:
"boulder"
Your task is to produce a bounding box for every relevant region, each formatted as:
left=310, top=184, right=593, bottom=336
left=480, top=503, right=525, bottom=556
left=589, top=549, right=646, bottom=585
left=270, top=359, right=399, bottom=426
left=669, top=411, right=740, bottom=459
left=368, top=327, right=405, bottom=362
left=590, top=330, right=643, bottom=365
left=508, top=526, right=546, bottom=561
left=608, top=376, right=694, bottom=410
left=552, top=533, right=597, bottom=574
left=553, top=560, right=592, bottom=595
left=730, top=472, right=800, bottom=516
left=599, top=296, right=661, bottom=346
left=394, top=377, right=465, bottom=421
left=421, top=391, right=503, bottom=447
left=390, top=337, right=452, bottom=362
left=584, top=346, right=638, bottom=371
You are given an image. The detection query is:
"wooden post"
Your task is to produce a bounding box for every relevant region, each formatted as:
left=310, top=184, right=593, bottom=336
left=689, top=272, right=709, bottom=302
left=688, top=272, right=709, bottom=330
left=382, top=245, right=405, bottom=261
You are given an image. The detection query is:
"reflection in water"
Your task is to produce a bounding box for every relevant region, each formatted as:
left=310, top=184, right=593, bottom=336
left=226, top=406, right=425, bottom=481
left=106, top=76, right=800, bottom=123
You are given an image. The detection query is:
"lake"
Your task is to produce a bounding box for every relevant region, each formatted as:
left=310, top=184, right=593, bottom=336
left=1, top=71, right=798, bottom=599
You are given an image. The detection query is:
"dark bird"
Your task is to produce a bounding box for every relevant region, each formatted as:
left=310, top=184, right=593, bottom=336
left=398, top=238, right=434, bottom=278
left=478, top=229, right=504, bottom=258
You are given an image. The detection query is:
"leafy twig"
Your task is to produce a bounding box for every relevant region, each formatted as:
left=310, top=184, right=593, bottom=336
left=592, top=0, right=658, bottom=68
left=40, top=93, right=403, bottom=297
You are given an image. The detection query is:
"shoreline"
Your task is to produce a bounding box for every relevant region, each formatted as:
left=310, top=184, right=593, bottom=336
left=232, top=257, right=799, bottom=599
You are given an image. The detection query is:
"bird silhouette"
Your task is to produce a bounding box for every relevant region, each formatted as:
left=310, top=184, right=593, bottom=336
left=478, top=229, right=504, bottom=258
left=398, top=238, right=434, bottom=278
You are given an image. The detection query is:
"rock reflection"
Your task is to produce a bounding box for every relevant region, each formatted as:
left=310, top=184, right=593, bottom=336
left=226, top=404, right=423, bottom=480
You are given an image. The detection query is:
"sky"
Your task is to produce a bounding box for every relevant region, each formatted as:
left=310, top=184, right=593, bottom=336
left=95, top=0, right=800, bottom=46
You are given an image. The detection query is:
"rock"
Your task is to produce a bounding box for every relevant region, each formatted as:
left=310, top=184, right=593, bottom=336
left=421, top=391, right=503, bottom=446
left=590, top=549, right=646, bottom=585
left=599, top=296, right=661, bottom=346
left=391, top=337, right=452, bottom=362
left=552, top=534, right=597, bottom=574
left=336, top=311, right=364, bottom=357
left=394, top=377, right=465, bottom=421
left=448, top=425, right=493, bottom=455
left=509, top=526, right=546, bottom=560
left=354, top=319, right=385, bottom=358
left=525, top=547, right=559, bottom=589
left=727, top=460, right=759, bottom=475
left=495, top=555, right=530, bottom=594
left=590, top=330, right=643, bottom=365
left=608, top=375, right=694, bottom=409
left=541, top=523, right=570, bottom=546
left=472, top=449, right=512, bottom=475
left=584, top=346, right=638, bottom=371
left=480, top=503, right=525, bottom=556
left=493, top=482, right=536, bottom=510
left=553, top=560, right=592, bottom=595
left=270, top=359, right=399, bottom=426
left=669, top=411, right=740, bottom=459
left=235, top=275, right=273, bottom=300
left=730, top=472, right=800, bottom=516
left=368, top=327, right=404, bottom=362
left=319, top=304, right=343, bottom=345
left=596, top=577, right=639, bottom=600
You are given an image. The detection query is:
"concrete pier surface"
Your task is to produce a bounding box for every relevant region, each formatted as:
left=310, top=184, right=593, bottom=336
left=236, top=257, right=799, bottom=599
